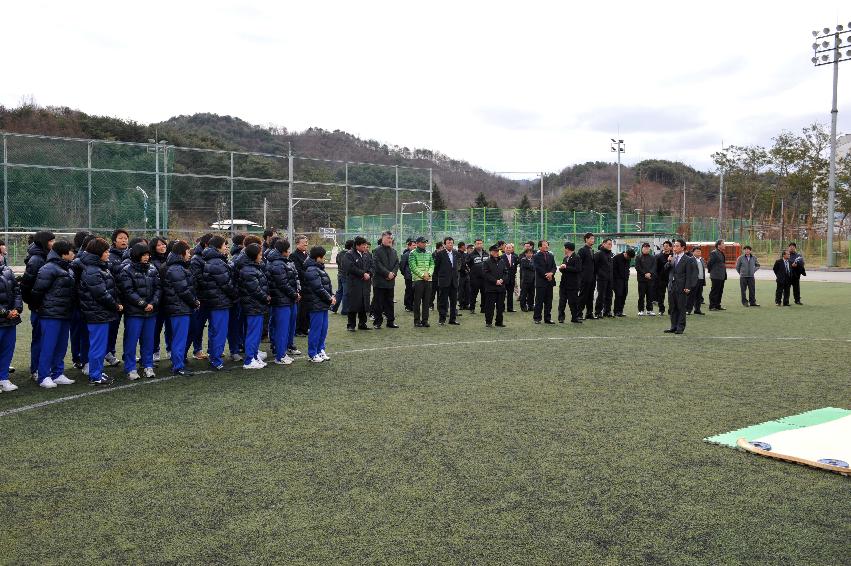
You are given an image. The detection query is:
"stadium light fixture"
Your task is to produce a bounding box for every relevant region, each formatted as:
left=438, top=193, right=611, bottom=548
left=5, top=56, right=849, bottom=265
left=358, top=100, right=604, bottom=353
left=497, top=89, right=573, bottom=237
left=610, top=138, right=625, bottom=233
left=811, top=22, right=851, bottom=267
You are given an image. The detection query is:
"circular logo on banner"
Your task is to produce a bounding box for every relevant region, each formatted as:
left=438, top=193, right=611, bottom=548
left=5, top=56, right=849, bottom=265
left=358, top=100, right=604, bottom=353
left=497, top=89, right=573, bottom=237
left=750, top=441, right=772, bottom=451
left=817, top=459, right=849, bottom=468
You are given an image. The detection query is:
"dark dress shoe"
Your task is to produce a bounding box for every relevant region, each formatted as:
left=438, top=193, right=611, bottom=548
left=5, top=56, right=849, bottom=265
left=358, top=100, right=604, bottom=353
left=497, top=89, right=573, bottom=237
left=571, top=319, right=583, bottom=323
left=346, top=326, right=356, bottom=332
left=675, top=330, right=684, bottom=334
left=448, top=320, right=461, bottom=325
left=506, top=309, right=516, bottom=313
left=486, top=323, right=493, bottom=328
left=795, top=301, right=803, bottom=305
left=495, top=323, right=506, bottom=327
left=750, top=303, right=760, bottom=307
left=414, top=322, right=423, bottom=327
left=664, top=329, right=676, bottom=333
left=387, top=323, right=399, bottom=328
left=421, top=322, right=430, bottom=328
left=544, top=320, right=556, bottom=325
left=558, top=319, right=565, bottom=323
left=358, top=325, right=371, bottom=330
left=694, top=311, right=705, bottom=315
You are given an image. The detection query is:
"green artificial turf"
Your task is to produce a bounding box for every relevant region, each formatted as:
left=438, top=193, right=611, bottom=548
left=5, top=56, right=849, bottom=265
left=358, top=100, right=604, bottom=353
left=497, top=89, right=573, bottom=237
left=1, top=276, right=849, bottom=564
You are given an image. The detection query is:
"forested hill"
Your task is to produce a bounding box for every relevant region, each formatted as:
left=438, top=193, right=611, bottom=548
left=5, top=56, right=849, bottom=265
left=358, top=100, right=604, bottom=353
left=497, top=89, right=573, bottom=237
left=0, top=104, right=715, bottom=214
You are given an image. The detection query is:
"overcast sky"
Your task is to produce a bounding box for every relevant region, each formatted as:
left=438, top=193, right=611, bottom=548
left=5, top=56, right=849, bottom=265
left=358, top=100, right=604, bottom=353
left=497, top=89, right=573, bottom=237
left=3, top=0, right=850, bottom=176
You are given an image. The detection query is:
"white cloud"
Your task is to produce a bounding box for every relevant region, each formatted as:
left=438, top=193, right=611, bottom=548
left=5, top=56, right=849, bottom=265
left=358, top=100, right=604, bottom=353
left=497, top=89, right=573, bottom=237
left=2, top=0, right=850, bottom=175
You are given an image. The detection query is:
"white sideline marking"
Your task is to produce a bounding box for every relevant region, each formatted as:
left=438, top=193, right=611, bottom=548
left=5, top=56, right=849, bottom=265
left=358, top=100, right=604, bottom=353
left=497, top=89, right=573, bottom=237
left=1, top=335, right=849, bottom=418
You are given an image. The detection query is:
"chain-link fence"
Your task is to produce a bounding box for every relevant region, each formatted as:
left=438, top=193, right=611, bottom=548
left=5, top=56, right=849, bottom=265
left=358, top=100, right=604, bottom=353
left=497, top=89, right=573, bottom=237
left=1, top=131, right=432, bottom=264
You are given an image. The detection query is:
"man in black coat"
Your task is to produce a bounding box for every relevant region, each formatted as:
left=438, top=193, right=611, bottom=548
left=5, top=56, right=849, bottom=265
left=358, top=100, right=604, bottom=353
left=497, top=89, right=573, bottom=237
left=635, top=242, right=657, bottom=316
left=331, top=239, right=353, bottom=314
left=501, top=243, right=519, bottom=312
left=399, top=238, right=414, bottom=311
left=655, top=241, right=672, bottom=315
left=466, top=239, right=487, bottom=313
left=664, top=239, right=699, bottom=334
left=686, top=247, right=706, bottom=315
left=371, top=231, right=399, bottom=329
left=612, top=248, right=635, bottom=317
left=456, top=242, right=470, bottom=311
left=345, top=236, right=373, bottom=331
left=593, top=239, right=615, bottom=318
left=707, top=239, right=727, bottom=310
left=532, top=240, right=557, bottom=324
left=787, top=242, right=806, bottom=305
left=518, top=248, right=536, bottom=312
left=773, top=250, right=793, bottom=306
left=481, top=244, right=508, bottom=327
left=433, top=237, right=463, bottom=325
left=292, top=235, right=310, bottom=336
left=557, top=242, right=582, bottom=323
left=577, top=232, right=596, bottom=319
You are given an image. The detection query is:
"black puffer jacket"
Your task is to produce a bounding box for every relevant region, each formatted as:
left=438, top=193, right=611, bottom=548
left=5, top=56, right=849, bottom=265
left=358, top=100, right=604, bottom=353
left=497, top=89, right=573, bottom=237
left=301, top=258, right=333, bottom=312
left=108, top=246, right=126, bottom=277
left=189, top=244, right=206, bottom=293
left=118, top=261, right=161, bottom=317
left=20, top=243, right=49, bottom=306
left=30, top=250, right=75, bottom=320
left=78, top=252, right=121, bottom=323
left=0, top=265, right=23, bottom=327
left=266, top=250, right=300, bottom=307
left=238, top=261, right=270, bottom=316
left=161, top=252, right=197, bottom=317
left=199, top=247, right=238, bottom=310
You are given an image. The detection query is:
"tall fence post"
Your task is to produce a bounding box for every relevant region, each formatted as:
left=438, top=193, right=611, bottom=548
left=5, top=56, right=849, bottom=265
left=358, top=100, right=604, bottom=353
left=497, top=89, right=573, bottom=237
left=344, top=162, right=349, bottom=238
left=163, top=146, right=169, bottom=233
left=155, top=142, right=160, bottom=234
left=395, top=165, right=399, bottom=231
left=2, top=134, right=8, bottom=239
left=287, top=143, right=294, bottom=243
left=428, top=168, right=433, bottom=242
left=87, top=141, right=93, bottom=231
left=229, top=151, right=235, bottom=237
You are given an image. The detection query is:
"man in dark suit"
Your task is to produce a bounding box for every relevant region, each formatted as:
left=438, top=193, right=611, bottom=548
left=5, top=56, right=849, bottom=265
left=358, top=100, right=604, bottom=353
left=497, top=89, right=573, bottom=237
left=664, top=239, right=699, bottom=334
left=773, top=250, right=793, bottom=306
left=501, top=243, right=519, bottom=312
left=686, top=247, right=706, bottom=315
left=371, top=231, right=399, bottom=329
left=557, top=242, right=582, bottom=323
left=577, top=232, right=596, bottom=319
left=345, top=236, right=374, bottom=331
left=482, top=244, right=508, bottom=327
left=594, top=238, right=615, bottom=318
left=457, top=241, right=470, bottom=310
left=433, top=236, right=463, bottom=325
left=399, top=238, right=414, bottom=312
left=788, top=242, right=806, bottom=305
left=466, top=239, right=487, bottom=313
left=612, top=247, right=635, bottom=317
left=707, top=239, right=727, bottom=310
left=532, top=240, right=557, bottom=324
left=654, top=241, right=672, bottom=315
left=518, top=248, right=536, bottom=311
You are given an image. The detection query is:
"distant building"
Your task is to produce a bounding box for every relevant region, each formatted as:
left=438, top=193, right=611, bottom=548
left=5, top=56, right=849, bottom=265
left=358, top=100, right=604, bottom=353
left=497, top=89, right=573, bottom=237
left=209, top=219, right=264, bottom=232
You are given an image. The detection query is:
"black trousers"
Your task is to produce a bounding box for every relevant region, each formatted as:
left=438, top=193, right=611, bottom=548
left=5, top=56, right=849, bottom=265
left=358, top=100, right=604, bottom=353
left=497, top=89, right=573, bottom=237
left=655, top=280, right=668, bottom=313
left=579, top=279, right=595, bottom=316
left=347, top=309, right=367, bottom=328
left=483, top=291, right=505, bottom=325
left=469, top=277, right=484, bottom=311
left=709, top=278, right=725, bottom=309
left=412, top=280, right=432, bottom=324
left=613, top=278, right=628, bottom=315
left=594, top=278, right=613, bottom=316
left=533, top=285, right=553, bottom=322
left=687, top=280, right=705, bottom=312
left=557, top=286, right=579, bottom=321
left=775, top=281, right=791, bottom=305
left=403, top=278, right=413, bottom=310
left=504, top=280, right=515, bottom=311
left=372, top=287, right=395, bottom=326
left=790, top=277, right=801, bottom=303
left=668, top=288, right=687, bottom=331
left=637, top=278, right=654, bottom=311
left=438, top=285, right=458, bottom=322
left=296, top=295, right=310, bottom=333
left=458, top=276, right=469, bottom=309
left=519, top=282, right=535, bottom=311
left=739, top=277, right=756, bottom=305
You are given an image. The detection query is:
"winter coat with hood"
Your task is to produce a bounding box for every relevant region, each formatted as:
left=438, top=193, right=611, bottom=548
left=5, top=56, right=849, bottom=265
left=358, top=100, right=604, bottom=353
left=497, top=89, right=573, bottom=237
left=30, top=249, right=76, bottom=320
left=266, top=249, right=300, bottom=307
left=160, top=252, right=198, bottom=317
left=238, top=260, right=270, bottom=316
left=0, top=264, right=23, bottom=327
left=78, top=251, right=121, bottom=323
left=198, top=247, right=238, bottom=310
left=301, top=258, right=333, bottom=312
left=20, top=242, right=49, bottom=306
left=118, top=260, right=161, bottom=318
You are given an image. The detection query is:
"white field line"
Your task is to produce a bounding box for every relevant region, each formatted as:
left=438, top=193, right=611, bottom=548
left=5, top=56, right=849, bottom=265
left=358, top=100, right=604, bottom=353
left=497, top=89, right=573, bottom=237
left=1, top=334, right=849, bottom=418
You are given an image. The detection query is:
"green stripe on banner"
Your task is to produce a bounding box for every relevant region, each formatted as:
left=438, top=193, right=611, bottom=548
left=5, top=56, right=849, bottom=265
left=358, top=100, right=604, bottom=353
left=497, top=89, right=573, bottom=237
left=704, top=407, right=851, bottom=448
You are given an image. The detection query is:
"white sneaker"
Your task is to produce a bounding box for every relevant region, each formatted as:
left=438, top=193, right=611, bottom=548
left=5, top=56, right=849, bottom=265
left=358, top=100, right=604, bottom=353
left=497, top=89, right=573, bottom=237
left=647, top=311, right=656, bottom=316
left=231, top=353, right=243, bottom=362
left=310, top=355, right=324, bottom=363
left=53, top=375, right=76, bottom=385
left=0, top=380, right=18, bottom=392
left=282, top=355, right=294, bottom=364
left=143, top=367, right=156, bottom=379
left=39, top=377, right=57, bottom=389
left=243, top=359, right=264, bottom=370
left=257, top=351, right=268, bottom=361
left=152, top=352, right=161, bottom=362
left=255, top=357, right=267, bottom=368
left=320, top=350, right=330, bottom=361
left=638, top=310, right=646, bottom=316
left=82, top=363, right=89, bottom=376
left=105, top=353, right=120, bottom=367
left=31, top=371, right=38, bottom=382
left=288, top=348, right=302, bottom=356
left=127, top=370, right=141, bottom=381
left=274, top=356, right=293, bottom=365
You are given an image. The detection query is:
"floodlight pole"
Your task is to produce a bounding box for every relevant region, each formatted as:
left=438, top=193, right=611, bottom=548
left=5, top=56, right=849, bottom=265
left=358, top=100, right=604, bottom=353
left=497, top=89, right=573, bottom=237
left=539, top=174, right=544, bottom=240
left=287, top=143, right=294, bottom=243
left=812, top=23, right=851, bottom=267
left=154, top=142, right=160, bottom=234
left=344, top=162, right=349, bottom=237
left=611, top=138, right=625, bottom=233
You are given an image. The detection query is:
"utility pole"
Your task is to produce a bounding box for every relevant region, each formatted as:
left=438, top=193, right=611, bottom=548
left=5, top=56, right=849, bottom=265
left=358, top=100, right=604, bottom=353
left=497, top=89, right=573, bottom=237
left=611, top=138, right=625, bottom=232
